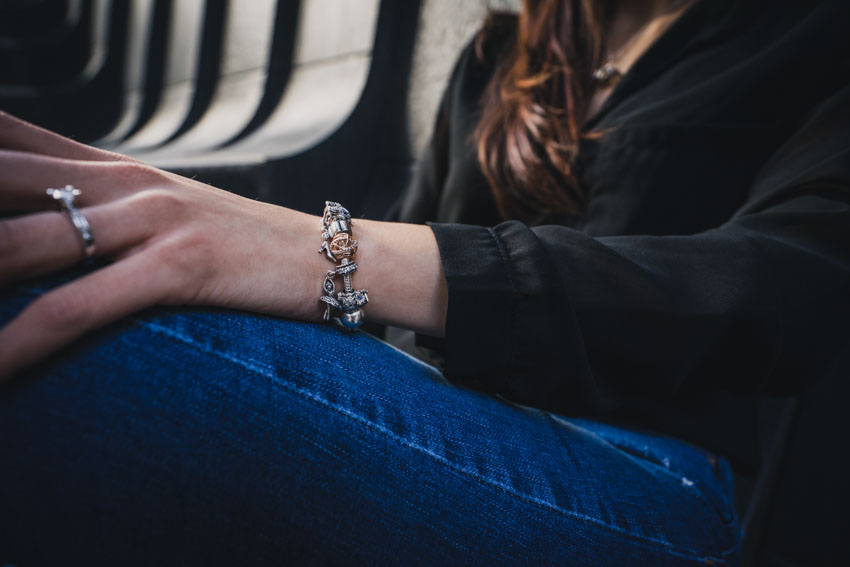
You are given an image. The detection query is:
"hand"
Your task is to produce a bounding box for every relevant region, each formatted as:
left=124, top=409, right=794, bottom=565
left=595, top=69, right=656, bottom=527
left=0, top=112, right=325, bottom=380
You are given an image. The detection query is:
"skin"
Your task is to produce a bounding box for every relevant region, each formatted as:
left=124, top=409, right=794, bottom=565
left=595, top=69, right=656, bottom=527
left=0, top=112, right=448, bottom=380
left=0, top=0, right=686, bottom=381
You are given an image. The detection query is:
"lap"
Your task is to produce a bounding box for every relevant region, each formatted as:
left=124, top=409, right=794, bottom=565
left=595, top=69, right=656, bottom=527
left=0, top=268, right=741, bottom=566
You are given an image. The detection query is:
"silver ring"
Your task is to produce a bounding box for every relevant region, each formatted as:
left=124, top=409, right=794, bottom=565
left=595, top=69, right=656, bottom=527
left=47, top=185, right=96, bottom=258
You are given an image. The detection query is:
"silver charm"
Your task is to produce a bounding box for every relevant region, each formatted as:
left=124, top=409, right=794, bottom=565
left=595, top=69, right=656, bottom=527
left=335, top=261, right=358, bottom=276
left=336, top=290, right=369, bottom=311
left=320, top=271, right=339, bottom=321
left=317, top=201, right=367, bottom=329
left=318, top=240, right=335, bottom=261
left=340, top=310, right=364, bottom=329
left=592, top=62, right=622, bottom=87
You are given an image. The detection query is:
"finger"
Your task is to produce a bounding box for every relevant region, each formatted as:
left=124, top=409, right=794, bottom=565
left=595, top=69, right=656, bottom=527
left=0, top=110, right=136, bottom=163
left=0, top=149, right=164, bottom=212
left=0, top=197, right=155, bottom=284
left=0, top=252, right=172, bottom=381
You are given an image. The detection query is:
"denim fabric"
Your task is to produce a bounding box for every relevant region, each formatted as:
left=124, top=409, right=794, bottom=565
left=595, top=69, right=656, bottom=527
left=0, top=268, right=741, bottom=566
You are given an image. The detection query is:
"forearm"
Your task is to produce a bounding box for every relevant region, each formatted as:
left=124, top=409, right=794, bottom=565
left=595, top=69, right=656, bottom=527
left=177, top=201, right=447, bottom=337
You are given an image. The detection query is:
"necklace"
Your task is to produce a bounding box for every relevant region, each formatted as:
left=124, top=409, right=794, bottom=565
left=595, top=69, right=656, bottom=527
left=592, top=18, right=653, bottom=88
left=592, top=1, right=691, bottom=88
left=592, top=62, right=623, bottom=88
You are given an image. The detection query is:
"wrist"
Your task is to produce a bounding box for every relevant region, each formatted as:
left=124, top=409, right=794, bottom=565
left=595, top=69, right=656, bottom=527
left=354, top=219, right=447, bottom=337
left=256, top=204, right=327, bottom=323
left=279, top=202, right=447, bottom=337
left=316, top=202, right=370, bottom=329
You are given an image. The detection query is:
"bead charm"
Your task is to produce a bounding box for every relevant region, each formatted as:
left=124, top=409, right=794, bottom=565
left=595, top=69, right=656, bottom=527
left=318, top=201, right=368, bottom=329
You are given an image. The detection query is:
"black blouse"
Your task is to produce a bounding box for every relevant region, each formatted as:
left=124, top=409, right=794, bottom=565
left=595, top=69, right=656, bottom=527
left=393, top=0, right=850, bottom=468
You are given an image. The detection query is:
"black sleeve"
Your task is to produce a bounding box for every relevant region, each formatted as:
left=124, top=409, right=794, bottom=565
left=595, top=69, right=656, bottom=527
left=428, top=84, right=850, bottom=414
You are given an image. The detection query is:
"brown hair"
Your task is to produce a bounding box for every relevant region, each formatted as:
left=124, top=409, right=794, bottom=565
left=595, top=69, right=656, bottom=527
left=474, top=0, right=608, bottom=222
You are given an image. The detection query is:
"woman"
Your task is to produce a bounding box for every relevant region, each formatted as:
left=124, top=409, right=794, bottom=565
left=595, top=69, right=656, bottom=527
left=1, top=0, right=848, bottom=564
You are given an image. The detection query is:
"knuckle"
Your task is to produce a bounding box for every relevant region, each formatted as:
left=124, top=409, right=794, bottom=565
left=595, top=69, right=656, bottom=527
left=133, top=188, right=189, bottom=220
left=111, top=160, right=162, bottom=187
left=94, top=145, right=136, bottom=164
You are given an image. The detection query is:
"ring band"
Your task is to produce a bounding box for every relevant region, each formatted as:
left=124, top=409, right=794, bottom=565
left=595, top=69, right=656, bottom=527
left=47, top=185, right=96, bottom=258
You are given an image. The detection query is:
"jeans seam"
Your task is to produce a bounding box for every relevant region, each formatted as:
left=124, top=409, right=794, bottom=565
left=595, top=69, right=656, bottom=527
left=137, top=317, right=738, bottom=564
left=10, top=285, right=737, bottom=561
left=183, top=317, right=419, bottom=414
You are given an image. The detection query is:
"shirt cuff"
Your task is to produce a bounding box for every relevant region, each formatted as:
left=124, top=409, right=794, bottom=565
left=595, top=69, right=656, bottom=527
left=427, top=220, right=597, bottom=406
left=426, top=222, right=516, bottom=390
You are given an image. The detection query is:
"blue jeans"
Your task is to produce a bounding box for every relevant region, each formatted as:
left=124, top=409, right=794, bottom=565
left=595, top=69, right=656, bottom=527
left=0, top=267, right=741, bottom=566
